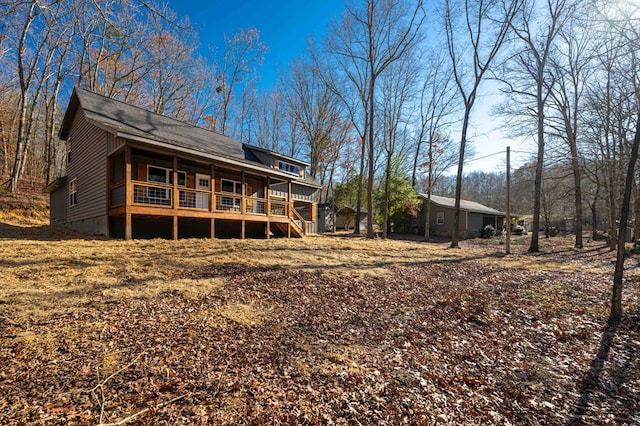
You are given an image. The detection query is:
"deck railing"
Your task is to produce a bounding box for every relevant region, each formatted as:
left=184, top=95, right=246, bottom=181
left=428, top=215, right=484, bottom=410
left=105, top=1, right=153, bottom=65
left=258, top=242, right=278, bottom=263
left=246, top=197, right=266, bottom=215
left=215, top=192, right=241, bottom=212
left=179, top=188, right=210, bottom=209
left=291, top=207, right=306, bottom=235
left=133, top=182, right=172, bottom=206
left=269, top=200, right=288, bottom=216
left=121, top=182, right=299, bottom=223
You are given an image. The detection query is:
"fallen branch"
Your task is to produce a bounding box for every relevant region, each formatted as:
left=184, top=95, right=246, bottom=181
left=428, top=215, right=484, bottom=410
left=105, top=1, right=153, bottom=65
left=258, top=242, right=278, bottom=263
left=96, top=393, right=189, bottom=426
left=87, top=351, right=146, bottom=424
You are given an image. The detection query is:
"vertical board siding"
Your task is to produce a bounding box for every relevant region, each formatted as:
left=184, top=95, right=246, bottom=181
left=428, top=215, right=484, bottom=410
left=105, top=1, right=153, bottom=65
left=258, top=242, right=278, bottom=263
left=269, top=182, right=288, bottom=199
left=66, top=109, right=108, bottom=223
left=291, top=183, right=318, bottom=202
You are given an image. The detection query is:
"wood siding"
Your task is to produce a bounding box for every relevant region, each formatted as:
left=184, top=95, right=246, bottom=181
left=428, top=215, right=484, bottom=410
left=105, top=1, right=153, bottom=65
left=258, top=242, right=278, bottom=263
left=106, top=133, right=123, bottom=155
left=291, top=183, right=318, bottom=202
left=49, top=186, right=67, bottom=225
left=66, top=109, right=108, bottom=223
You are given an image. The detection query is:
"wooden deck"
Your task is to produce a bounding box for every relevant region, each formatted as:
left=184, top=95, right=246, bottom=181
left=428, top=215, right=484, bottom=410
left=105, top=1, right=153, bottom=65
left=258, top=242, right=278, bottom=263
left=108, top=180, right=306, bottom=239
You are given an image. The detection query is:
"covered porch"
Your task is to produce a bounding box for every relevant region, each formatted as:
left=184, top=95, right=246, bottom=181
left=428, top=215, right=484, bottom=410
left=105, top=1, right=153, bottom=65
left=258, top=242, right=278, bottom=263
left=107, top=145, right=316, bottom=239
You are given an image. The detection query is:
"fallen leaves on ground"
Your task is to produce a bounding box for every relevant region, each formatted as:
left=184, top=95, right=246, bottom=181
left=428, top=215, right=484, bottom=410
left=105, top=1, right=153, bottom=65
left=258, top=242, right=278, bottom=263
left=1, top=233, right=639, bottom=425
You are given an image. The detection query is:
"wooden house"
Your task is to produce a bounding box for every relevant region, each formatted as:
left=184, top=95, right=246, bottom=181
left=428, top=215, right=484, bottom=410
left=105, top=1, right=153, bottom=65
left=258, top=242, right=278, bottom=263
left=418, top=194, right=506, bottom=239
left=44, top=88, right=320, bottom=239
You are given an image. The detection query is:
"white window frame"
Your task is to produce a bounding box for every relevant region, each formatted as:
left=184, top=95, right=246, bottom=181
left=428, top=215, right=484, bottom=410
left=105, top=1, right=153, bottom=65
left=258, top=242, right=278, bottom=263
left=220, top=178, right=245, bottom=209
left=220, top=178, right=244, bottom=195
left=69, top=178, right=77, bottom=207
left=278, top=160, right=301, bottom=176
left=196, top=174, right=210, bottom=190
left=436, top=212, right=445, bottom=226
left=147, top=165, right=186, bottom=187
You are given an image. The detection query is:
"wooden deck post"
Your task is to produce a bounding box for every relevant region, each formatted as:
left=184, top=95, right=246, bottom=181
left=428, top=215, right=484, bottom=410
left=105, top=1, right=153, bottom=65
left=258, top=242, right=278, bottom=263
left=266, top=176, right=271, bottom=217
left=266, top=176, right=270, bottom=239
left=210, top=164, right=215, bottom=239
left=241, top=171, right=246, bottom=214
left=124, top=145, right=132, bottom=240
left=288, top=180, right=292, bottom=218
left=241, top=171, right=246, bottom=239
left=287, top=180, right=292, bottom=239
left=172, top=155, right=178, bottom=240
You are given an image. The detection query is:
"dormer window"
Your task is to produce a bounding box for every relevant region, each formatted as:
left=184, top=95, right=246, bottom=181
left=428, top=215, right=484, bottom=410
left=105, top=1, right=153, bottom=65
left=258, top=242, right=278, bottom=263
left=278, top=160, right=300, bottom=176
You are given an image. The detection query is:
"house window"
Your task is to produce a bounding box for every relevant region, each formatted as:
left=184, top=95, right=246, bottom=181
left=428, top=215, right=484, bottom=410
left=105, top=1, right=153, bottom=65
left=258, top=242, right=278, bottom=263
left=148, top=166, right=168, bottom=183
left=69, top=178, right=77, bottom=207
left=278, top=160, right=301, bottom=176
left=220, top=178, right=244, bottom=209
left=147, top=165, right=186, bottom=186
left=177, top=171, right=186, bottom=186
left=221, top=178, right=243, bottom=195
left=436, top=212, right=444, bottom=225
left=198, top=178, right=209, bottom=188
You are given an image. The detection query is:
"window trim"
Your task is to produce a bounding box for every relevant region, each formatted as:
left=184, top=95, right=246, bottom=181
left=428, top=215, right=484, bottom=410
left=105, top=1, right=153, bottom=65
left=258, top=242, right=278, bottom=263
left=278, top=160, right=301, bottom=176
left=220, top=178, right=244, bottom=195
left=147, top=165, right=186, bottom=186
left=69, top=178, right=77, bottom=207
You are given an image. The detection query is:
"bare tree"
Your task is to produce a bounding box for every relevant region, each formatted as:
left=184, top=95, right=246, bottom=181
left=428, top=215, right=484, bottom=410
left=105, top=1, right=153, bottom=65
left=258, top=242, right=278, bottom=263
left=497, top=0, right=572, bottom=252
left=445, top=0, right=520, bottom=248
left=411, top=50, right=459, bottom=189
left=5, top=0, right=55, bottom=192
left=409, top=49, right=460, bottom=241
left=546, top=5, right=592, bottom=248
left=215, top=28, right=268, bottom=137
left=326, top=0, right=425, bottom=238
left=420, top=133, right=459, bottom=241
left=603, top=0, right=640, bottom=320
left=379, top=53, right=416, bottom=238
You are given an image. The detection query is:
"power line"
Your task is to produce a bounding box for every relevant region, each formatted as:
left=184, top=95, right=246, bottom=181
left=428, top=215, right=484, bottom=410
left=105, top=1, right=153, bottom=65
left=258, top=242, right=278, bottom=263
left=465, top=150, right=504, bottom=163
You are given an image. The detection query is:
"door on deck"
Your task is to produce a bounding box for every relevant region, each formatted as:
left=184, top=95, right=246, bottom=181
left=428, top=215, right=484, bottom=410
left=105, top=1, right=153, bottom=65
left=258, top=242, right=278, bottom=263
left=195, top=174, right=211, bottom=209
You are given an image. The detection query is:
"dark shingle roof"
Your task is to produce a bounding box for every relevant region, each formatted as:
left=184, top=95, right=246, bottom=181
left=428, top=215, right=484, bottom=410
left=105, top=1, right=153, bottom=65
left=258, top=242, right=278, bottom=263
left=61, top=87, right=246, bottom=161
left=419, top=194, right=505, bottom=216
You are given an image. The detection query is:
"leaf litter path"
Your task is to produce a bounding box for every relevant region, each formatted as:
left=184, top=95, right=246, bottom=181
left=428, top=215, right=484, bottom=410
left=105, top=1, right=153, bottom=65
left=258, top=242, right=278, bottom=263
left=0, top=233, right=639, bottom=425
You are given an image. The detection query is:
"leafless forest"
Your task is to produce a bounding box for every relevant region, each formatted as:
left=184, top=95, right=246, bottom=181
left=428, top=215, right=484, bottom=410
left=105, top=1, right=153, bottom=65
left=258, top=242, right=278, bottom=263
left=1, top=0, right=640, bottom=424
left=1, top=0, right=639, bottom=246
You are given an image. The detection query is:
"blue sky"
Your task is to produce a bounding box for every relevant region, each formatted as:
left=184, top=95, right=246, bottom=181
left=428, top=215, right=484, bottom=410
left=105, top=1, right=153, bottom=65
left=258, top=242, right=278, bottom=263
left=166, top=1, right=524, bottom=173
left=167, top=0, right=345, bottom=89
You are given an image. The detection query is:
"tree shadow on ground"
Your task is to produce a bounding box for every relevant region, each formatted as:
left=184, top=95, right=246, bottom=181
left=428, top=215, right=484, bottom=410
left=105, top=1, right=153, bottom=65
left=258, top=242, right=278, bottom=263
left=568, top=311, right=640, bottom=425
left=0, top=222, right=104, bottom=241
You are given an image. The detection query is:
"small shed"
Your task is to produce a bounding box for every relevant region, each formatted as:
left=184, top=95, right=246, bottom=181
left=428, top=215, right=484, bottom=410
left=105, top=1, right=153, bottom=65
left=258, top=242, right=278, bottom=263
left=418, top=194, right=506, bottom=239
left=317, top=205, right=368, bottom=232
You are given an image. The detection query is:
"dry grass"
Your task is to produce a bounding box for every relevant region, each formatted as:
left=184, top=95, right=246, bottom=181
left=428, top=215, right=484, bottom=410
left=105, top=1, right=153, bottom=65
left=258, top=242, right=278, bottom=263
left=2, top=206, right=640, bottom=424
left=0, top=206, right=634, bottom=326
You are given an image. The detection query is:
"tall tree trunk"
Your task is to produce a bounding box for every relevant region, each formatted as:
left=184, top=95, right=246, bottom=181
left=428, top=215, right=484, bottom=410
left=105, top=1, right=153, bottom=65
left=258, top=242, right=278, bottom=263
left=571, top=145, right=583, bottom=248
left=591, top=186, right=599, bottom=241
left=424, top=190, right=432, bottom=242
left=10, top=102, right=28, bottom=192
left=529, top=81, right=545, bottom=252
left=606, top=157, right=617, bottom=249
left=382, top=154, right=392, bottom=239
left=354, top=132, right=366, bottom=235
left=450, top=106, right=471, bottom=248
left=634, top=179, right=640, bottom=241
left=611, top=114, right=640, bottom=319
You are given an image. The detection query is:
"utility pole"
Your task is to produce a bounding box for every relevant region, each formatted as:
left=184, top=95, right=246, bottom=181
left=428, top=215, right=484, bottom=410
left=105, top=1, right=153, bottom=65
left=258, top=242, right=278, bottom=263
left=506, top=146, right=511, bottom=254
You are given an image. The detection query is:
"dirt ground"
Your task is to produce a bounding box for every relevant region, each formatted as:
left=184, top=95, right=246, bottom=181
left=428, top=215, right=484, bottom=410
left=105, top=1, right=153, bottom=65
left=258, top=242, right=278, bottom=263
left=1, top=205, right=639, bottom=425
